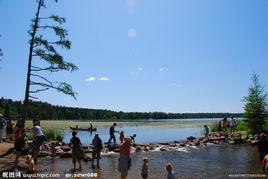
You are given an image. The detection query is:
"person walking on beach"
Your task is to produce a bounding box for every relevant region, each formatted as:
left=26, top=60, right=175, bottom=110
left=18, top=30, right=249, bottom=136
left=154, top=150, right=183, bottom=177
left=118, top=137, right=132, bottom=179
left=108, top=123, right=118, bottom=145
left=141, top=157, right=149, bottom=179
left=165, top=163, right=175, bottom=179
left=31, top=119, right=47, bottom=164
left=91, top=133, right=103, bottom=169
left=230, top=116, right=237, bottom=134
left=0, top=114, right=7, bottom=143
left=70, top=131, right=83, bottom=171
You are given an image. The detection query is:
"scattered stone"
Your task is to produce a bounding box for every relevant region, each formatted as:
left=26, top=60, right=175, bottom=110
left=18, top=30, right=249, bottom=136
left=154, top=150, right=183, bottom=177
left=83, top=154, right=92, bottom=162
left=59, top=152, right=72, bottom=158
left=60, top=146, right=71, bottom=152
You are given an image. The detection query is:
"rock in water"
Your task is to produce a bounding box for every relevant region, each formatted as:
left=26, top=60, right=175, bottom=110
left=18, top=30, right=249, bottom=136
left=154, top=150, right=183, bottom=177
left=59, top=152, right=72, bottom=158
left=60, top=146, right=71, bottom=152
left=187, top=136, right=196, bottom=141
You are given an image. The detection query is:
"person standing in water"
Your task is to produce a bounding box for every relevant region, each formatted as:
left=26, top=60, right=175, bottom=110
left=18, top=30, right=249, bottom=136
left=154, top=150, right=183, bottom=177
left=108, top=123, right=118, bottom=145
left=230, top=116, right=237, bottom=134
left=91, top=133, right=103, bottom=169
left=69, top=131, right=83, bottom=171
left=203, top=125, right=209, bottom=139
left=118, top=137, right=132, bottom=179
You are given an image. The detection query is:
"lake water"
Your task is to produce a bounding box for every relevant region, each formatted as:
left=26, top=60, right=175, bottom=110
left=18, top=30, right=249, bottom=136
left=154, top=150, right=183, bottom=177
left=63, top=118, right=222, bottom=144
left=38, top=144, right=262, bottom=179
left=40, top=118, right=263, bottom=178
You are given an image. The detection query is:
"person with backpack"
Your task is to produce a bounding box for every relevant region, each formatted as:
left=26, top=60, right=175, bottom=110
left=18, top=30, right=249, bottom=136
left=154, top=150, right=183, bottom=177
left=0, top=114, right=7, bottom=143
left=91, top=133, right=103, bottom=169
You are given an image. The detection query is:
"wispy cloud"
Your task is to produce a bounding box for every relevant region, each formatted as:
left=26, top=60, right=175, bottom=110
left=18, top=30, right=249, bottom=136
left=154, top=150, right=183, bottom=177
left=85, top=77, right=96, bottom=82
left=126, top=0, right=136, bottom=8
left=85, top=76, right=110, bottom=82
left=159, top=67, right=165, bottom=72
left=128, top=28, right=136, bottom=38
left=99, top=77, right=109, bottom=81
left=137, top=66, right=143, bottom=71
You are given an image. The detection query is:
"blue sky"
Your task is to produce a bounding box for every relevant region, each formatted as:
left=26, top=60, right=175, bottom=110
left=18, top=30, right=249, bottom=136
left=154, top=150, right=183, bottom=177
left=0, top=0, right=268, bottom=113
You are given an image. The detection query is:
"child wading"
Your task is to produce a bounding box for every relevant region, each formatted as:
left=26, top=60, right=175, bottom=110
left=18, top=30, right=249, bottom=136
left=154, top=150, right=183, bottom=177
left=91, top=133, right=103, bottom=169
left=141, top=157, right=149, bottom=179
left=69, top=131, right=83, bottom=171
left=119, top=131, right=125, bottom=143
left=165, top=163, right=175, bottom=179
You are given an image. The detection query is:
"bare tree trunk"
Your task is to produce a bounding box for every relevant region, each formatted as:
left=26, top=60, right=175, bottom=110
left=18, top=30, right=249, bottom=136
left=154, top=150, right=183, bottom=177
left=22, top=0, right=42, bottom=128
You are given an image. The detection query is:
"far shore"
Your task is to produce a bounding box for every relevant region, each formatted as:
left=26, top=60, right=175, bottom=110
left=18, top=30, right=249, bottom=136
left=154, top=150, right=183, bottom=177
left=24, top=119, right=219, bottom=130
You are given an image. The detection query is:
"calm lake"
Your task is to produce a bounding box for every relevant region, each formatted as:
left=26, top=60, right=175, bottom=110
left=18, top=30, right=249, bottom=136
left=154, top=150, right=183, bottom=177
left=63, top=118, right=222, bottom=144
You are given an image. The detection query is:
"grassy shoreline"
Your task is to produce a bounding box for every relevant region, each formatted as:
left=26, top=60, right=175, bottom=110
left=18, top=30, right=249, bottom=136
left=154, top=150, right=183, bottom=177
left=25, top=119, right=217, bottom=129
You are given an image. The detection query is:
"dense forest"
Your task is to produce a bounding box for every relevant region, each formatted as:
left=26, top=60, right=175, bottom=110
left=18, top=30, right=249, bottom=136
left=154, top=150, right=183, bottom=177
left=0, top=97, right=243, bottom=120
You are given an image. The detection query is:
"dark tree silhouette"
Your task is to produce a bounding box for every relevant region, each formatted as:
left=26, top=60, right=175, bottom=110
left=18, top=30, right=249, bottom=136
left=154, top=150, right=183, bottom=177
left=22, top=0, right=78, bottom=127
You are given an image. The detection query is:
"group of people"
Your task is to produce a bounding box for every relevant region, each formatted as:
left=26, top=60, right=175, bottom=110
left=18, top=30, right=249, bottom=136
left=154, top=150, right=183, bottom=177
left=218, top=116, right=237, bottom=133
left=69, top=122, right=175, bottom=179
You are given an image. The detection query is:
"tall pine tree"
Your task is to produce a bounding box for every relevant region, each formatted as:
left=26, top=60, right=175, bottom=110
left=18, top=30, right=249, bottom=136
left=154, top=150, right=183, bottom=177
left=22, top=0, right=78, bottom=127
left=243, top=73, right=268, bottom=134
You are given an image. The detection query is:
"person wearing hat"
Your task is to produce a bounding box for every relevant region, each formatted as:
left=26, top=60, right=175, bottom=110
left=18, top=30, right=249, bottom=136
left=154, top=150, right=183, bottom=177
left=0, top=114, right=7, bottom=143
left=69, top=131, right=83, bottom=171
left=118, top=137, right=132, bottom=179
left=91, top=133, right=103, bottom=169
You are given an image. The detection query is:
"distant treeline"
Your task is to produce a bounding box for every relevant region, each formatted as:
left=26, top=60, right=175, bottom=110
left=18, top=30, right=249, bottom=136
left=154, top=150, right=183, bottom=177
left=0, top=97, right=243, bottom=120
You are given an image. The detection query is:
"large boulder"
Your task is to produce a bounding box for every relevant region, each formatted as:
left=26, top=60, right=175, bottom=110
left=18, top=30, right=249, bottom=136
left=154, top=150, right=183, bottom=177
left=187, top=136, right=196, bottom=141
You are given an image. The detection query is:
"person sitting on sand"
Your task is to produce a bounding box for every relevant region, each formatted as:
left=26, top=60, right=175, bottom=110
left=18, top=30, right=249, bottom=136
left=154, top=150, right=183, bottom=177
left=165, top=163, right=175, bottom=179
left=69, top=131, right=83, bottom=171
left=130, top=134, right=137, bottom=144
left=91, top=133, right=103, bottom=169
left=203, top=125, right=209, bottom=138
left=119, top=131, right=125, bottom=144
left=141, top=157, right=149, bottom=179
left=26, top=154, right=35, bottom=174
left=108, top=123, right=118, bottom=145
left=6, top=117, right=15, bottom=140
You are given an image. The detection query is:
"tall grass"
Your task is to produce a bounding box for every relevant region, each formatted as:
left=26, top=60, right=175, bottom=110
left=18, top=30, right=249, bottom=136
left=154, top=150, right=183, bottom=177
left=44, top=129, right=64, bottom=142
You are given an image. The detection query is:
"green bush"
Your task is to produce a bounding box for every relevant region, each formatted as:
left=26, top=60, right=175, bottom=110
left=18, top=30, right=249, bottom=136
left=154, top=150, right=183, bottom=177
left=26, top=133, right=33, bottom=140
left=210, top=121, right=220, bottom=132
left=44, top=129, right=64, bottom=142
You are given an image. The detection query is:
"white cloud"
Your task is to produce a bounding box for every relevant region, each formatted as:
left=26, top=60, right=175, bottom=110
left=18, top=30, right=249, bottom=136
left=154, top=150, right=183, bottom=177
left=99, top=77, right=109, bottom=81
left=85, top=77, right=96, bottom=82
left=137, top=66, right=143, bottom=71
left=126, top=0, right=136, bottom=8
left=128, top=28, right=136, bottom=38
left=159, top=67, right=165, bottom=72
